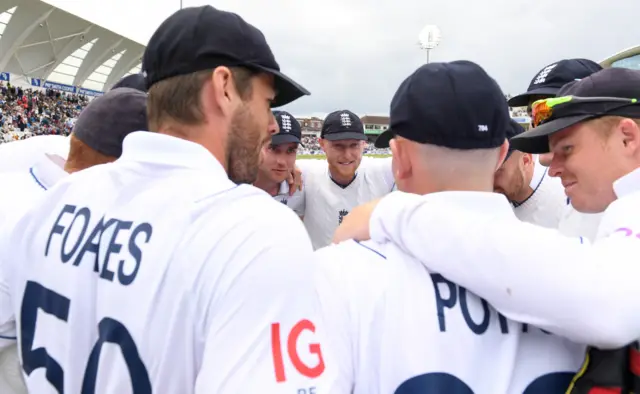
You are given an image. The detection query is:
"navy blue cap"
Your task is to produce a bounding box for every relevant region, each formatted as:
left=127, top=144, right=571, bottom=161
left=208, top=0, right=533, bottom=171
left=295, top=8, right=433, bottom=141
left=321, top=110, right=366, bottom=141
left=511, top=68, right=640, bottom=153
left=507, top=119, right=526, bottom=143
left=142, top=5, right=309, bottom=107
left=111, top=74, right=147, bottom=93
left=73, top=87, right=148, bottom=157
left=507, top=59, right=602, bottom=107
left=272, top=110, right=302, bottom=145
left=375, top=60, right=510, bottom=150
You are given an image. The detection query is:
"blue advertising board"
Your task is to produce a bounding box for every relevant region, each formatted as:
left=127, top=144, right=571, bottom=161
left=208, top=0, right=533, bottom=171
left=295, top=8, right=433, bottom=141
left=0, top=72, right=9, bottom=81
left=29, top=78, right=104, bottom=96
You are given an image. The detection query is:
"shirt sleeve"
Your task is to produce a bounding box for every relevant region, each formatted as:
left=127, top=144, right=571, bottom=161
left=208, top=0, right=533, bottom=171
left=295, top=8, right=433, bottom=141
left=195, top=214, right=332, bottom=393
left=369, top=191, right=640, bottom=349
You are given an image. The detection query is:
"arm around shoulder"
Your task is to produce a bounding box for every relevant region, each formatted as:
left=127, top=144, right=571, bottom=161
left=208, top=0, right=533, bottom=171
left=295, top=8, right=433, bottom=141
left=369, top=191, right=640, bottom=348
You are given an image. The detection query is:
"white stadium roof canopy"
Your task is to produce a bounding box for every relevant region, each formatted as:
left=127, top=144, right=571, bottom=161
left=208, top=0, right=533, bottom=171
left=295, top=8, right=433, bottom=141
left=0, top=0, right=145, bottom=92
left=600, top=45, right=640, bottom=71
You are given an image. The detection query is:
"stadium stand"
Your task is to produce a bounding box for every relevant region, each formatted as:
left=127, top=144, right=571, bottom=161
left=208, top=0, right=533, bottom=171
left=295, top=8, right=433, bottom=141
left=600, top=45, right=640, bottom=70
left=0, top=80, right=87, bottom=144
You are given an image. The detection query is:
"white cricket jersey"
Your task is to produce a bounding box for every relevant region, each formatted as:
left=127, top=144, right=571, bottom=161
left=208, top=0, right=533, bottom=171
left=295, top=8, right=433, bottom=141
left=272, top=180, right=304, bottom=216
left=315, top=237, right=584, bottom=394
left=369, top=173, right=640, bottom=348
left=513, top=159, right=566, bottom=229
left=557, top=201, right=603, bottom=242
left=0, top=154, right=67, bottom=394
left=0, top=132, right=330, bottom=393
left=0, top=154, right=67, bottom=226
left=0, top=135, right=70, bottom=173
left=299, top=158, right=394, bottom=249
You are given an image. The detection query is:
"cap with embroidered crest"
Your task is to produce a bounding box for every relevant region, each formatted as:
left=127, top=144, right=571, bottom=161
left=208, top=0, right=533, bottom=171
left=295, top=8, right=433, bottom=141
left=375, top=60, right=510, bottom=150
left=507, top=59, right=602, bottom=108
left=142, top=5, right=309, bottom=107
left=272, top=110, right=302, bottom=145
left=321, top=110, right=366, bottom=141
left=510, top=68, right=640, bottom=154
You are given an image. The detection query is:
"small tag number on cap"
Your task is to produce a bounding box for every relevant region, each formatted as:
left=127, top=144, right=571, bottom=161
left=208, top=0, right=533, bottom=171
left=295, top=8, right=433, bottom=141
left=478, top=125, right=488, bottom=132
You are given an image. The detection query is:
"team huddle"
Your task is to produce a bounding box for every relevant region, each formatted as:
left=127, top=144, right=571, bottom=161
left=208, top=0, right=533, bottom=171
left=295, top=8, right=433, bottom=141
left=1, top=4, right=640, bottom=394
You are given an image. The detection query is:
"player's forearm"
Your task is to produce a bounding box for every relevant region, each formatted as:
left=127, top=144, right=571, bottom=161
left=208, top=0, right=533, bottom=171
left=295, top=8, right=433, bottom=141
left=371, top=192, right=640, bottom=348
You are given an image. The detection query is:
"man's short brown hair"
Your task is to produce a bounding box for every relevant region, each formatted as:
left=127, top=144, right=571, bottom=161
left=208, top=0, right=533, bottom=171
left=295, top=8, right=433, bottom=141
left=589, top=116, right=640, bottom=139
left=147, top=67, right=254, bottom=131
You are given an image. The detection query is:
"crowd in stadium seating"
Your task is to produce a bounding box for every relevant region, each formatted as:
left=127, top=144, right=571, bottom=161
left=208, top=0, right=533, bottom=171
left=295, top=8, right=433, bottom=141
left=0, top=82, right=88, bottom=144
left=0, top=85, right=526, bottom=154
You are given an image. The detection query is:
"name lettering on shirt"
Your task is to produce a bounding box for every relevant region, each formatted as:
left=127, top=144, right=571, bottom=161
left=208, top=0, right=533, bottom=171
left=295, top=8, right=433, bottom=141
left=45, top=204, right=152, bottom=286
left=432, top=274, right=550, bottom=335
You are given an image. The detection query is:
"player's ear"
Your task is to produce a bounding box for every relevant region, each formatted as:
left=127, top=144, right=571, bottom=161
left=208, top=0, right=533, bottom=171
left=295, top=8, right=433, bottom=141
left=495, top=138, right=510, bottom=172
left=521, top=153, right=533, bottom=167
left=319, top=138, right=327, bottom=151
left=390, top=138, right=411, bottom=180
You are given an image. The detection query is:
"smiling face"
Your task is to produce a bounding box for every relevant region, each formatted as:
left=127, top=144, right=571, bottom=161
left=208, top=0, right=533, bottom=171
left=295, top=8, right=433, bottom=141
left=258, top=142, right=298, bottom=183
left=547, top=117, right=640, bottom=213
left=319, top=138, right=365, bottom=181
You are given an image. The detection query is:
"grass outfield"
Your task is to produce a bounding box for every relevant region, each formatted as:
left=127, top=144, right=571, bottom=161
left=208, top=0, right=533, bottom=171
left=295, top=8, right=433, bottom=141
left=298, top=154, right=391, bottom=160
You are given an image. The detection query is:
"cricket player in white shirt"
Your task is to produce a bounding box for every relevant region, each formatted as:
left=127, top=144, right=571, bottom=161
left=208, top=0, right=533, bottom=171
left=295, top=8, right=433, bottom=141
left=494, top=119, right=566, bottom=228
left=299, top=110, right=394, bottom=249
left=317, top=61, right=584, bottom=394
left=0, top=88, right=148, bottom=226
left=253, top=110, right=304, bottom=216
left=0, top=87, right=149, bottom=394
left=0, top=134, right=69, bottom=173
left=0, top=6, right=329, bottom=393
left=506, top=58, right=604, bottom=240
left=0, top=73, right=145, bottom=175
left=336, top=67, right=640, bottom=393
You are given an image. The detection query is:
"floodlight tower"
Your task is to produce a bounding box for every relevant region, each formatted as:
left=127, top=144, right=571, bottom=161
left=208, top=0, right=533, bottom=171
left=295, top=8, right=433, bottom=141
left=418, top=25, right=441, bottom=64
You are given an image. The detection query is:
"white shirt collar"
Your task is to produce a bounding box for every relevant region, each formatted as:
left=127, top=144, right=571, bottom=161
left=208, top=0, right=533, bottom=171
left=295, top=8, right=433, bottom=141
left=529, top=155, right=546, bottom=189
left=30, top=153, right=67, bottom=190
left=424, top=191, right=515, bottom=219
left=613, top=166, right=640, bottom=198
left=119, top=132, right=228, bottom=179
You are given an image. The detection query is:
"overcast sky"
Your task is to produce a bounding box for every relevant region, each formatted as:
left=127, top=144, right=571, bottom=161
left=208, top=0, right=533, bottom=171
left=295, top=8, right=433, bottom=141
left=47, top=0, right=640, bottom=117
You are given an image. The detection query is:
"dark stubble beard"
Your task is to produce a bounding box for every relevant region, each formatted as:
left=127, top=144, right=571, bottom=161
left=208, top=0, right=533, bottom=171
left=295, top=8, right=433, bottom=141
left=227, top=104, right=263, bottom=184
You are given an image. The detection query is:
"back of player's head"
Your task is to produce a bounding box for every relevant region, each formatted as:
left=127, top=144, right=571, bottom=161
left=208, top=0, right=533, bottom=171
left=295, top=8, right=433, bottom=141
left=111, top=74, right=147, bottom=93
left=66, top=88, right=148, bottom=173
left=376, top=60, right=512, bottom=192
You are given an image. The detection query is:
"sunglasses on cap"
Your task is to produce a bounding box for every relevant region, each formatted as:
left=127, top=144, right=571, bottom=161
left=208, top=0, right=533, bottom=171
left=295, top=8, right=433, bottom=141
left=531, top=96, right=639, bottom=127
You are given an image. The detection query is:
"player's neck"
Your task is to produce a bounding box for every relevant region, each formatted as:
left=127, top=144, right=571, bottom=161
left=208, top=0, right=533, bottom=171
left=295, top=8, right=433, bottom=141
left=512, top=185, right=535, bottom=204
left=409, top=178, right=494, bottom=195
left=253, top=176, right=280, bottom=196
left=156, top=125, right=227, bottom=172
left=328, top=168, right=357, bottom=187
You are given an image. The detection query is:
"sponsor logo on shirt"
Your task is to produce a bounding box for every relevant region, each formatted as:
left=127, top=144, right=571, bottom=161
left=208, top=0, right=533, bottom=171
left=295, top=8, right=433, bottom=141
left=271, top=319, right=325, bottom=389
